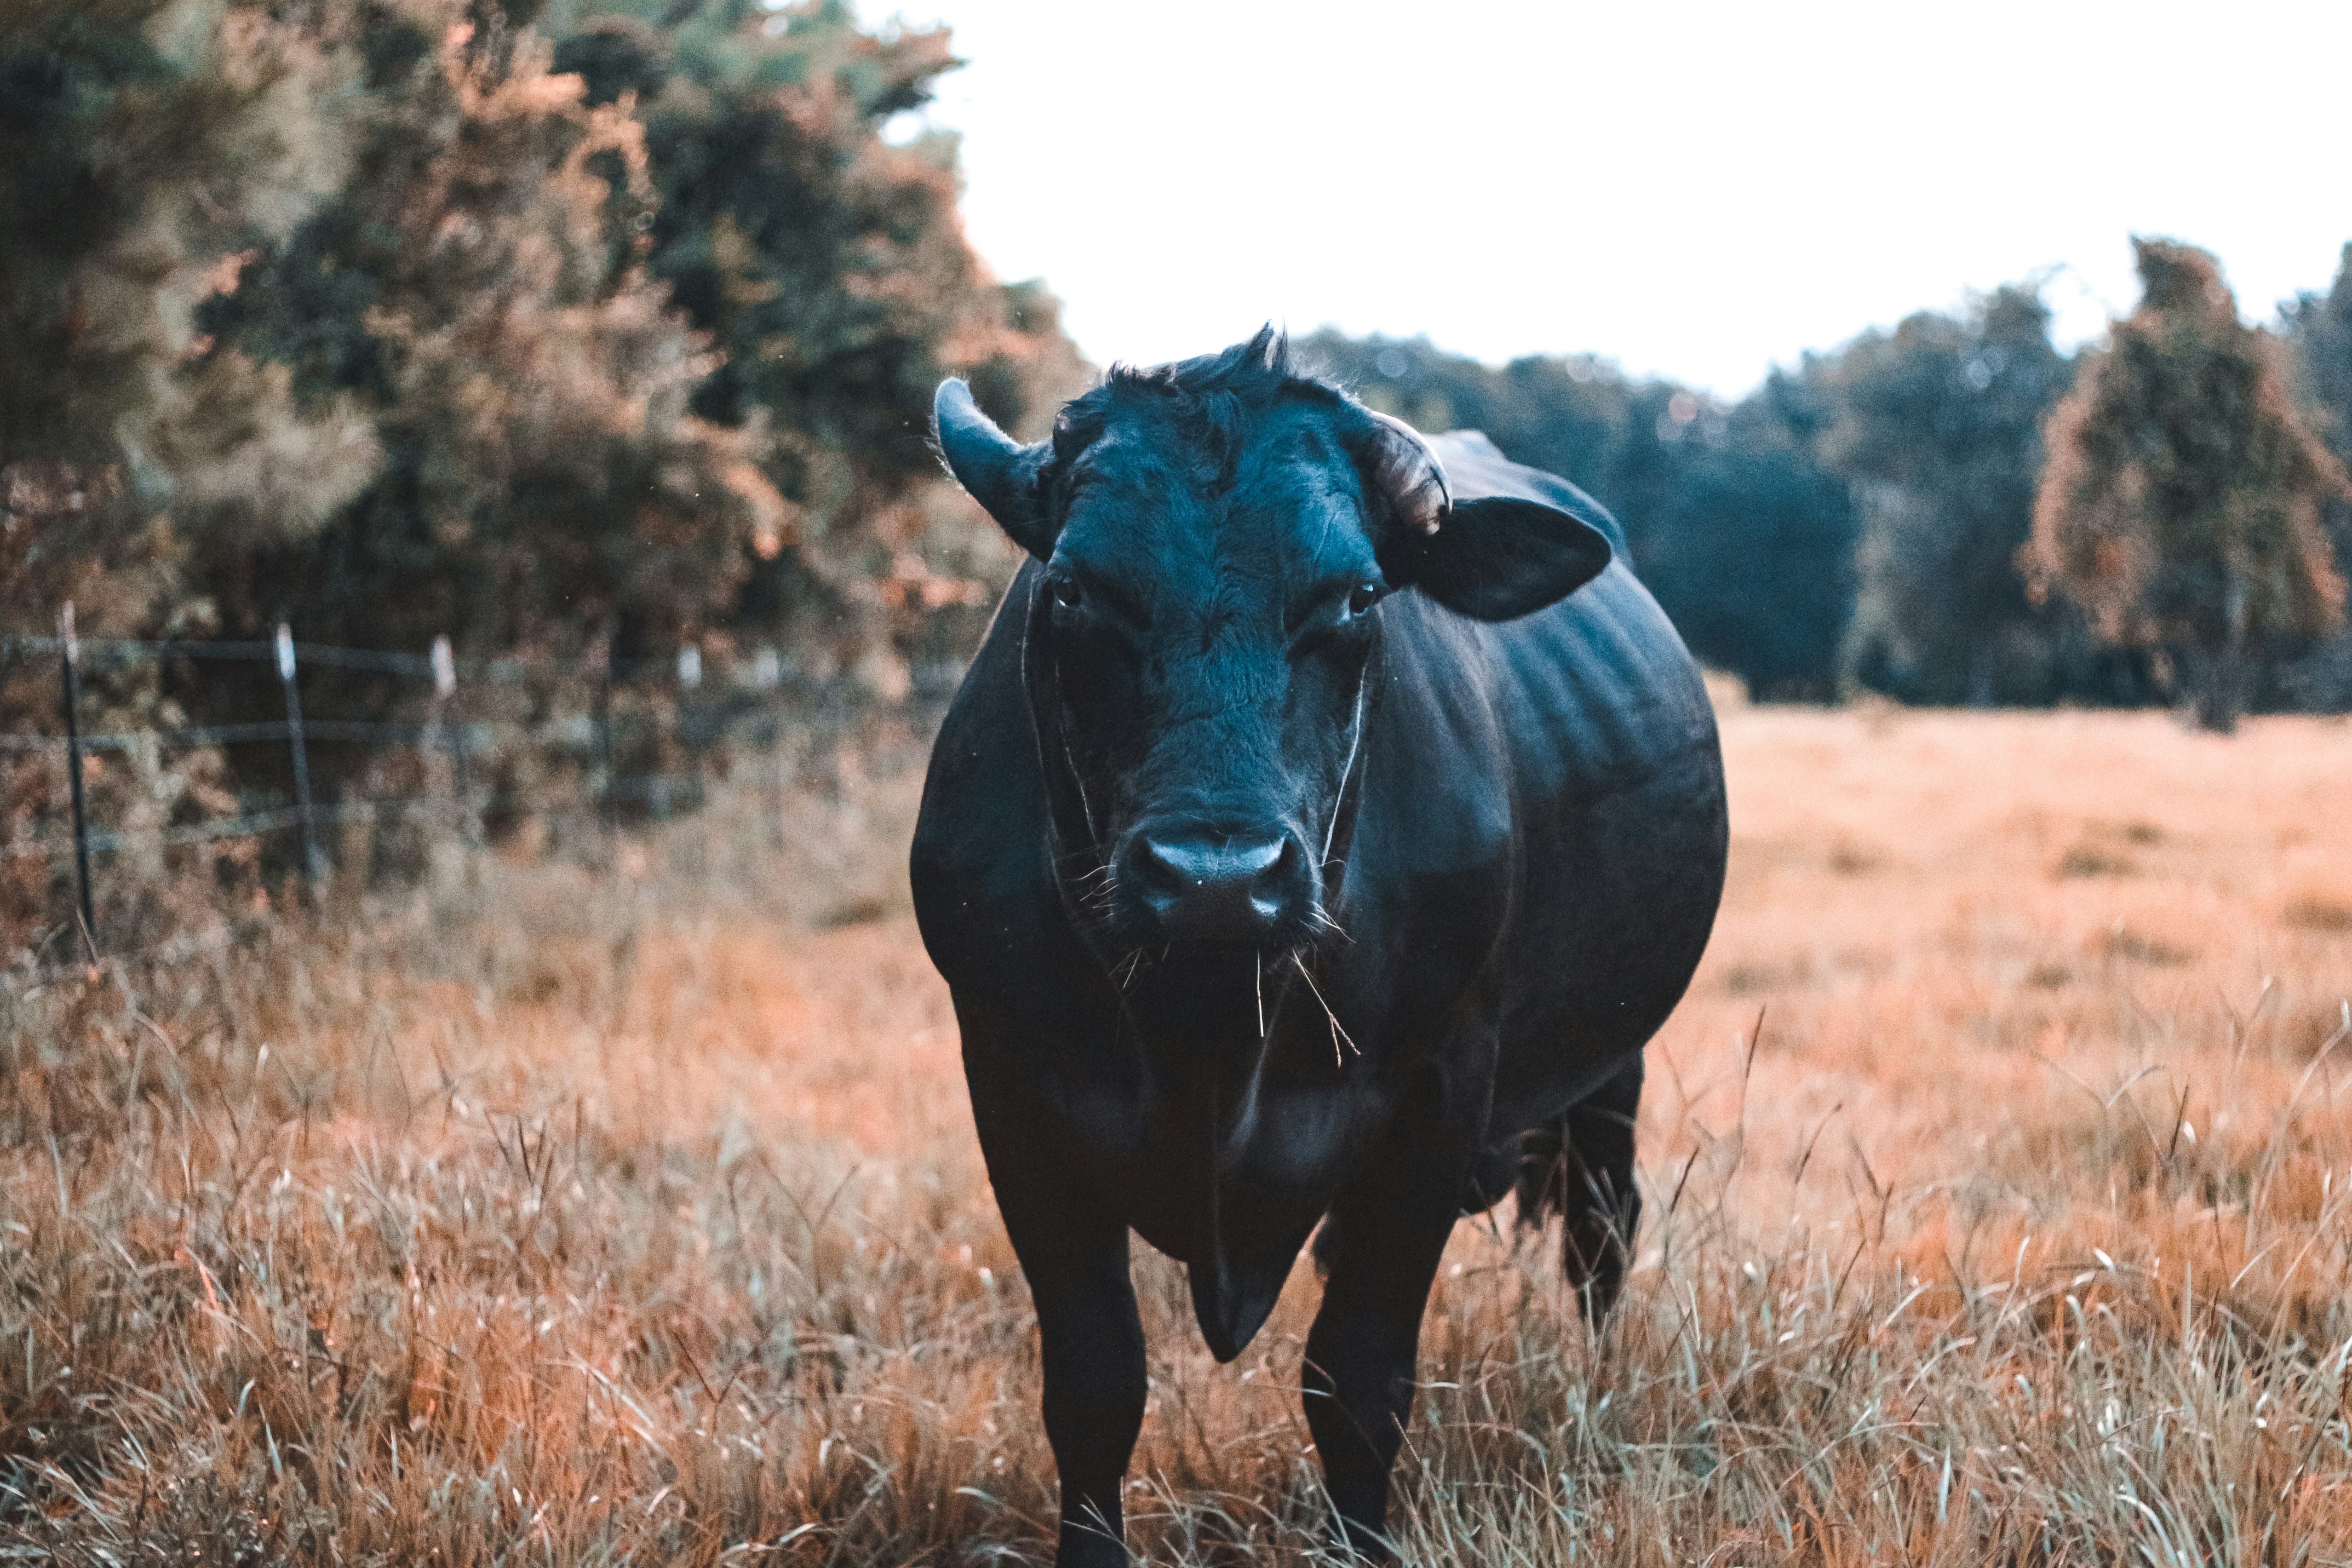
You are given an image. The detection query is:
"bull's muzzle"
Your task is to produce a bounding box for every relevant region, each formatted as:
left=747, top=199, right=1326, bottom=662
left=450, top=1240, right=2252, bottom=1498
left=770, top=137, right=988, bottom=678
left=1124, top=828, right=1311, bottom=944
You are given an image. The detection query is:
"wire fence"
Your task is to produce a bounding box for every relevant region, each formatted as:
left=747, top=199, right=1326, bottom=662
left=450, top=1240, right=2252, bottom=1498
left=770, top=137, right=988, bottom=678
left=4, top=603, right=845, bottom=981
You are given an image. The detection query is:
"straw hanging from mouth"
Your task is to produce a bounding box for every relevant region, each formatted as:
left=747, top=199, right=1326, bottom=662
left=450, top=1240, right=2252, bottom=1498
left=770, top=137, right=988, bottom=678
left=1293, top=951, right=1356, bottom=1067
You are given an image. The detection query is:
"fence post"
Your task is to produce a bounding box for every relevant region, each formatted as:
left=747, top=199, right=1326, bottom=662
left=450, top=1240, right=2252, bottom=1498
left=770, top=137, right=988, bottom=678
left=751, top=647, right=786, bottom=851
left=591, top=619, right=618, bottom=860
left=430, top=634, right=474, bottom=843
left=58, top=603, right=98, bottom=960
left=676, top=643, right=703, bottom=818
left=593, top=626, right=614, bottom=811
left=277, top=622, right=324, bottom=891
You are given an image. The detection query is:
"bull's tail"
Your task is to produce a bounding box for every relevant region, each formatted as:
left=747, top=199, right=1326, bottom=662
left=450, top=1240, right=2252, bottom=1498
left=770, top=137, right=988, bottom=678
left=1513, top=1054, right=1643, bottom=1321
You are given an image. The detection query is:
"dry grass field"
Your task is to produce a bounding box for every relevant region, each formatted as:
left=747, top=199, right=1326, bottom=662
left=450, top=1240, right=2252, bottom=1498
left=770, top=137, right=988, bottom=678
left=5, top=702, right=2352, bottom=1565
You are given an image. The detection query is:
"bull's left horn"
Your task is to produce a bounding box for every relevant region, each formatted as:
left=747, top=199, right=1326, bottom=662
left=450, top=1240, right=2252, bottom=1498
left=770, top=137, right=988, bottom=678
left=1364, top=410, right=1450, bottom=535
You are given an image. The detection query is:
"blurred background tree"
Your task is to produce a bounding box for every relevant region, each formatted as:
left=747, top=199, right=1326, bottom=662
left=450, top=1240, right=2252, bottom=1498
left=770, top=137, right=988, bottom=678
left=198, top=1, right=765, bottom=669
left=196, top=0, right=1082, bottom=684
left=1819, top=286, right=2084, bottom=705
left=8, top=2, right=2352, bottom=964
left=2280, top=244, right=2352, bottom=709
left=1631, top=372, right=1858, bottom=701
left=2, top=0, right=1082, bottom=679
left=2026, top=241, right=2347, bottom=732
left=0, top=0, right=371, bottom=637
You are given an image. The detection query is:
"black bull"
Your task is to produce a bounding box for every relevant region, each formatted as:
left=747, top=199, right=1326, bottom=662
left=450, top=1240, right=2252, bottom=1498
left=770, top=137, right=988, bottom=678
left=911, top=337, right=1727, bottom=1562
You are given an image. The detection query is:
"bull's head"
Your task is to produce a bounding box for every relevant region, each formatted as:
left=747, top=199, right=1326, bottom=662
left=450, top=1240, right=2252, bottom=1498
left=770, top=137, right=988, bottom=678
left=934, top=329, right=1610, bottom=962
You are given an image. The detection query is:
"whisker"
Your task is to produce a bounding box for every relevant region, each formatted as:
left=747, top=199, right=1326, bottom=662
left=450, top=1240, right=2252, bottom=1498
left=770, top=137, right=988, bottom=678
left=1306, top=904, right=1354, bottom=944
left=1255, top=949, right=1266, bottom=1042
left=1056, top=846, right=1113, bottom=879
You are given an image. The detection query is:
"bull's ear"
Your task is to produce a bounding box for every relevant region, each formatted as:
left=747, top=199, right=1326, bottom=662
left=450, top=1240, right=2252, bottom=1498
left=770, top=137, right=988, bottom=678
left=1383, top=496, right=1614, bottom=621
left=1358, top=409, right=1612, bottom=621
left=934, top=379, right=1056, bottom=558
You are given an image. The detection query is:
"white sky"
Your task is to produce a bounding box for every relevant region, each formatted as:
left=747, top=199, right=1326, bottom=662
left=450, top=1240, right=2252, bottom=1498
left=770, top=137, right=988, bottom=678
left=853, top=0, right=2352, bottom=397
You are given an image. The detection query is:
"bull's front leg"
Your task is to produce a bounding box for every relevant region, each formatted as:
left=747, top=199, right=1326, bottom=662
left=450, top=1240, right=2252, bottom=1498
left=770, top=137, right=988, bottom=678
left=970, top=1093, right=1146, bottom=1567
left=1301, top=1111, right=1474, bottom=1558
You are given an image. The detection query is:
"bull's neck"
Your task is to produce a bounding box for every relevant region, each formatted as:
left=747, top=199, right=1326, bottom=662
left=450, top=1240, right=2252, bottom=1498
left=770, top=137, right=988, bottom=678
left=1117, top=949, right=1285, bottom=1148
left=1113, top=947, right=1334, bottom=1359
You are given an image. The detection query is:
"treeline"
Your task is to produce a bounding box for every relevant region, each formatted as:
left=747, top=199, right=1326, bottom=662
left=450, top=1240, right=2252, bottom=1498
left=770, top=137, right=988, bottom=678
left=2, top=0, right=1081, bottom=676
left=1309, top=242, right=2352, bottom=712
left=1, top=0, right=1079, bottom=953
left=5, top=0, right=2348, bottom=963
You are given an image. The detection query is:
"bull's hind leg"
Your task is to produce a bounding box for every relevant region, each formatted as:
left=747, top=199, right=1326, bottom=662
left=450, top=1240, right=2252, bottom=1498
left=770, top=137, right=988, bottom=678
left=1516, top=1053, right=1643, bottom=1320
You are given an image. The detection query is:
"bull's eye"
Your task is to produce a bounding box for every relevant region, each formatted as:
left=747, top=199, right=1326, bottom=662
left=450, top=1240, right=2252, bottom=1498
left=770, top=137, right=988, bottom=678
left=1346, top=583, right=1380, bottom=617
left=1050, top=575, right=1083, bottom=612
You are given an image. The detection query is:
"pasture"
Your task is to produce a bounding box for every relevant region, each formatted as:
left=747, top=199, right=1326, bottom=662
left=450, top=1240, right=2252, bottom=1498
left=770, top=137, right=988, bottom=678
left=6, top=701, right=2352, bottom=1565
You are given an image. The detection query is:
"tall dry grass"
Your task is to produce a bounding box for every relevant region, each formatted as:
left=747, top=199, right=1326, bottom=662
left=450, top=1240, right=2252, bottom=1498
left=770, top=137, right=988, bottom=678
left=4, top=705, right=2351, bottom=1564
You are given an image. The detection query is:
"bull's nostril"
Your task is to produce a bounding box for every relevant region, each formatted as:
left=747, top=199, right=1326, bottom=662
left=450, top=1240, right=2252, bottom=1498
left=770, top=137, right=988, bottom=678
left=1253, top=839, right=1299, bottom=915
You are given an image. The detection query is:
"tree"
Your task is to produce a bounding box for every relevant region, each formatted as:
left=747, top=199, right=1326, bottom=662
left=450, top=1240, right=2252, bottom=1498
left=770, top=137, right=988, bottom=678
left=1303, top=331, right=1857, bottom=698
left=1644, top=370, right=1857, bottom=700
left=0, top=0, right=372, bottom=639
left=1818, top=286, right=2075, bottom=704
left=2026, top=239, right=2348, bottom=731
left=549, top=0, right=1085, bottom=678
left=2283, top=242, right=2352, bottom=465
left=0, top=0, right=1088, bottom=959
left=198, top=0, right=769, bottom=667
left=2280, top=243, right=2352, bottom=709
left=0, top=0, right=368, bottom=959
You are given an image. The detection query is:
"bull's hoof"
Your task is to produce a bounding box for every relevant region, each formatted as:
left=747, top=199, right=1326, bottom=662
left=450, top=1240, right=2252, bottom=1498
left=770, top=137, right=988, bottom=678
left=1326, top=1515, right=1398, bottom=1564
left=1054, top=1519, right=1130, bottom=1567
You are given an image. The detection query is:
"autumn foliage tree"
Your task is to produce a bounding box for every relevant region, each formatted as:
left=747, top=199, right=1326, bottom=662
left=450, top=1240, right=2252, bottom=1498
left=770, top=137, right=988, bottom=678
left=0, top=0, right=1082, bottom=961
left=2026, top=240, right=2348, bottom=731
left=6, top=0, right=1078, bottom=686
left=0, top=0, right=376, bottom=645
left=198, top=2, right=772, bottom=668
left=0, top=0, right=377, bottom=959
left=549, top=0, right=1084, bottom=686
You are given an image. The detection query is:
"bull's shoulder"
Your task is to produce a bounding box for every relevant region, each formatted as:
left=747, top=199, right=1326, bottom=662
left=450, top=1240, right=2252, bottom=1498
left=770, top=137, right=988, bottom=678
left=1376, top=557, right=1716, bottom=814
left=1356, top=597, right=1519, bottom=874
left=910, top=567, right=1063, bottom=983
